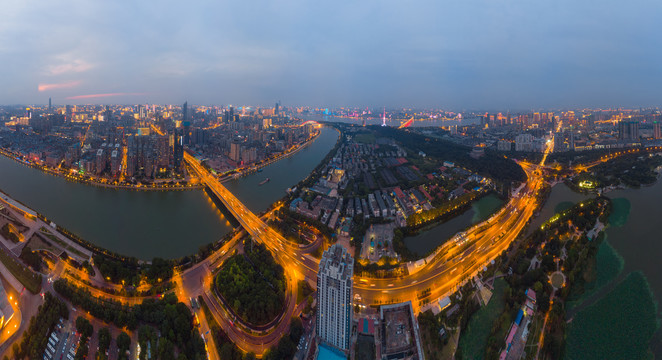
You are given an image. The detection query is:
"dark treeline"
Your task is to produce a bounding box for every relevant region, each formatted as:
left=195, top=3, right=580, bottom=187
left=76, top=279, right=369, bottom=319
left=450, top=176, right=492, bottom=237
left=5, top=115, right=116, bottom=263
left=53, top=279, right=206, bottom=360
left=369, top=126, right=526, bottom=184
left=12, top=292, right=68, bottom=359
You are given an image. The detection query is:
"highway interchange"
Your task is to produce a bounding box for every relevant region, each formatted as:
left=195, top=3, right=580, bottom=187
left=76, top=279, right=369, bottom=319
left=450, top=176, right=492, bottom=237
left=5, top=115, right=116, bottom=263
left=176, top=135, right=555, bottom=355
left=0, top=127, right=555, bottom=358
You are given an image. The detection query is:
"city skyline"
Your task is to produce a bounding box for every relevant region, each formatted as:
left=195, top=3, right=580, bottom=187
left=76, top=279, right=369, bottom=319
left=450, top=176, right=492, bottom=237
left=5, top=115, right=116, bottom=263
left=2, top=0, right=662, bottom=109
left=2, top=1, right=662, bottom=359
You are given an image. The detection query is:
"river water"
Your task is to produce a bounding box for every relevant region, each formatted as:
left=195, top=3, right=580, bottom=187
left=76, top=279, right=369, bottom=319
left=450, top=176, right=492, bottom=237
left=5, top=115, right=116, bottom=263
left=0, top=127, right=339, bottom=259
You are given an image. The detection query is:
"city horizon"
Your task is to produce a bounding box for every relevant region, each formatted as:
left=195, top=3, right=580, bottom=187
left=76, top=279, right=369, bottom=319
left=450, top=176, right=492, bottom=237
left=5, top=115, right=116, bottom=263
left=2, top=1, right=661, bottom=359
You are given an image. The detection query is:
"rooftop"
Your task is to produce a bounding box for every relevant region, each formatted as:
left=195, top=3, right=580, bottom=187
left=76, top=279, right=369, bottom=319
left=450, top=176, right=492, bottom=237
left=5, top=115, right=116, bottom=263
left=316, top=344, right=347, bottom=360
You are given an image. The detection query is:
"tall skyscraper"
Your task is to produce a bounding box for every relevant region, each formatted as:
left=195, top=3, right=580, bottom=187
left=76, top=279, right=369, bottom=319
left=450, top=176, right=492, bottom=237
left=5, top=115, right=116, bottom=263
left=138, top=104, right=146, bottom=120
left=274, top=102, right=279, bottom=116
left=182, top=101, right=188, bottom=122
left=654, top=121, right=661, bottom=140
left=48, top=97, right=52, bottom=111
left=316, top=244, right=354, bottom=350
left=173, top=129, right=184, bottom=170
left=618, top=120, right=640, bottom=141
left=65, top=105, right=73, bottom=122
left=229, top=140, right=241, bottom=162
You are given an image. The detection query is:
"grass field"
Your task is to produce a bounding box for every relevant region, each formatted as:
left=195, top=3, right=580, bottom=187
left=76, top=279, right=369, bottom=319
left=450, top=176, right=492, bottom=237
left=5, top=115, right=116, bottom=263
left=40, top=230, right=87, bottom=258
left=0, top=247, right=42, bottom=293
left=457, top=278, right=507, bottom=360
left=26, top=234, right=61, bottom=255
left=354, top=133, right=376, bottom=144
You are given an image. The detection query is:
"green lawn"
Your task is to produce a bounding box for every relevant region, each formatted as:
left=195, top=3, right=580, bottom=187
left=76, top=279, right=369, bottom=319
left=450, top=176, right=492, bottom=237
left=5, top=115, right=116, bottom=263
left=457, top=278, right=507, bottom=360
left=354, top=133, right=376, bottom=144
left=0, top=247, right=42, bottom=293
left=40, top=231, right=87, bottom=258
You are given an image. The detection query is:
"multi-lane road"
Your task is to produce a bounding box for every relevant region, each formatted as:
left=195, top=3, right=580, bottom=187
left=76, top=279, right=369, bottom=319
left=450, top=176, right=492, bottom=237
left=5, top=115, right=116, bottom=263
left=0, top=129, right=553, bottom=357
left=179, top=136, right=554, bottom=355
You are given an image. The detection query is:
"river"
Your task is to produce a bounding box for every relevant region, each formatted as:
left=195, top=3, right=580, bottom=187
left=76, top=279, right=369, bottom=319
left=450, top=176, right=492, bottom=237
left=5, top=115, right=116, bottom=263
left=0, top=127, right=339, bottom=260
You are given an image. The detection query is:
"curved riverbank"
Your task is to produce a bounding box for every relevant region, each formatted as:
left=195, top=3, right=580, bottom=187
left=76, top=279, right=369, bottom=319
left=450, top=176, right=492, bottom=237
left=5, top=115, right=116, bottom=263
left=0, top=129, right=321, bottom=192
left=0, top=127, right=340, bottom=259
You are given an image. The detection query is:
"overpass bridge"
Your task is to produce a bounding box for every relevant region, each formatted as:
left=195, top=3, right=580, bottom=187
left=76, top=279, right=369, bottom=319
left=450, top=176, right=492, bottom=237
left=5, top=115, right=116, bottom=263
left=181, top=135, right=553, bottom=355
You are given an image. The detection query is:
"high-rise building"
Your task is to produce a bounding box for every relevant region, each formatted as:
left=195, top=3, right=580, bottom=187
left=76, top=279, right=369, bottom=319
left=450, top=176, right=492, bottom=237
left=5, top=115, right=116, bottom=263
left=48, top=97, right=52, bottom=111
left=618, top=120, right=639, bottom=141
left=229, top=140, right=241, bottom=162
left=514, top=133, right=534, bottom=152
left=138, top=104, right=146, bottom=120
left=316, top=244, right=354, bottom=350
left=173, top=129, right=184, bottom=170
left=654, top=122, right=661, bottom=140
left=274, top=102, right=279, bottom=116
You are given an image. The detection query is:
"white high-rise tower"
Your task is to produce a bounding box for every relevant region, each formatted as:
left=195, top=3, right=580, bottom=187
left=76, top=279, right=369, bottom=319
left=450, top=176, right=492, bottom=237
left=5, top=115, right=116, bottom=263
left=316, top=244, right=354, bottom=350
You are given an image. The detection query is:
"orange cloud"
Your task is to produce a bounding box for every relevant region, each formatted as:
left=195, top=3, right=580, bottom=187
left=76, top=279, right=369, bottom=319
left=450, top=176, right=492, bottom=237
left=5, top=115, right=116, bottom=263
left=37, top=81, right=81, bottom=92
left=65, top=93, right=146, bottom=100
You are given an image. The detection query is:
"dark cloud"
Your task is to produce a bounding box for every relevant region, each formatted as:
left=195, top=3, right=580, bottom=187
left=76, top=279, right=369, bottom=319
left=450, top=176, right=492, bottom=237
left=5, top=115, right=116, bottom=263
left=1, top=0, right=661, bottom=109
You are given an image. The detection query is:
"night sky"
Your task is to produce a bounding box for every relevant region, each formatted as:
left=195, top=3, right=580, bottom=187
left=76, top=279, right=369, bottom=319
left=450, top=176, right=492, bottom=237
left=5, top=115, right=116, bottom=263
left=2, top=0, right=661, bottom=109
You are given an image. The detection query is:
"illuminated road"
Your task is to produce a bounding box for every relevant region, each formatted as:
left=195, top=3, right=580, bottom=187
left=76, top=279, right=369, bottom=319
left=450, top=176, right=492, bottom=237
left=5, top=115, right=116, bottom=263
left=181, top=133, right=553, bottom=356
left=18, top=124, right=553, bottom=357
left=0, top=125, right=556, bottom=358
left=182, top=151, right=310, bottom=355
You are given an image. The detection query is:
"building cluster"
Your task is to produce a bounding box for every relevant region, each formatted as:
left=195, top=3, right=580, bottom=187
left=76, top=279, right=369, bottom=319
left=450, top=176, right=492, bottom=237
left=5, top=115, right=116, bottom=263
left=457, top=109, right=662, bottom=154
left=499, top=288, right=537, bottom=360
left=0, top=102, right=318, bottom=182
left=198, top=118, right=316, bottom=174
left=314, top=244, right=425, bottom=360
left=289, top=129, right=489, bottom=265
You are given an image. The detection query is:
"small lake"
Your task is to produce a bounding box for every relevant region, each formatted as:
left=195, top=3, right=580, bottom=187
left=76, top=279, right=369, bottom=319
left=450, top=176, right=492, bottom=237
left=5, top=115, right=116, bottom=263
left=404, top=194, right=504, bottom=256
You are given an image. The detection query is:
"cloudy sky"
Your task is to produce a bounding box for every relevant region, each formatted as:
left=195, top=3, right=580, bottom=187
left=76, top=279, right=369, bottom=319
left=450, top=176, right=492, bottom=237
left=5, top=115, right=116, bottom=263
left=1, top=0, right=661, bottom=109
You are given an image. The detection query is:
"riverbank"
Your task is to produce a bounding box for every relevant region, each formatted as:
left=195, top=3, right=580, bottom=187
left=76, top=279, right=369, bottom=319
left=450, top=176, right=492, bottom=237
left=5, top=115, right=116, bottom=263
left=403, top=192, right=504, bottom=257
left=217, top=128, right=321, bottom=183
left=0, top=128, right=321, bottom=192
left=0, top=146, right=200, bottom=191
left=0, top=127, right=339, bottom=259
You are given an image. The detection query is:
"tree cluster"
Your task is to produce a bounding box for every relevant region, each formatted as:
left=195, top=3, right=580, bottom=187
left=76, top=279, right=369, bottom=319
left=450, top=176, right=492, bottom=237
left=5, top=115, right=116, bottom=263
left=0, top=223, right=20, bottom=243
left=74, top=316, right=93, bottom=360
left=483, top=198, right=611, bottom=359
left=13, top=292, right=68, bottom=359
left=19, top=246, right=43, bottom=272
left=93, top=254, right=174, bottom=286
left=53, top=279, right=206, bottom=360
left=370, top=126, right=526, bottom=183
left=215, top=241, right=286, bottom=325
left=96, top=327, right=112, bottom=360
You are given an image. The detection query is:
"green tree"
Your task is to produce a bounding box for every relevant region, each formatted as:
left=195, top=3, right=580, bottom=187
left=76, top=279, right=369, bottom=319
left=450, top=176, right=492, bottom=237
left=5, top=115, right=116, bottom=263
left=76, top=316, right=93, bottom=338
left=117, top=332, right=131, bottom=360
